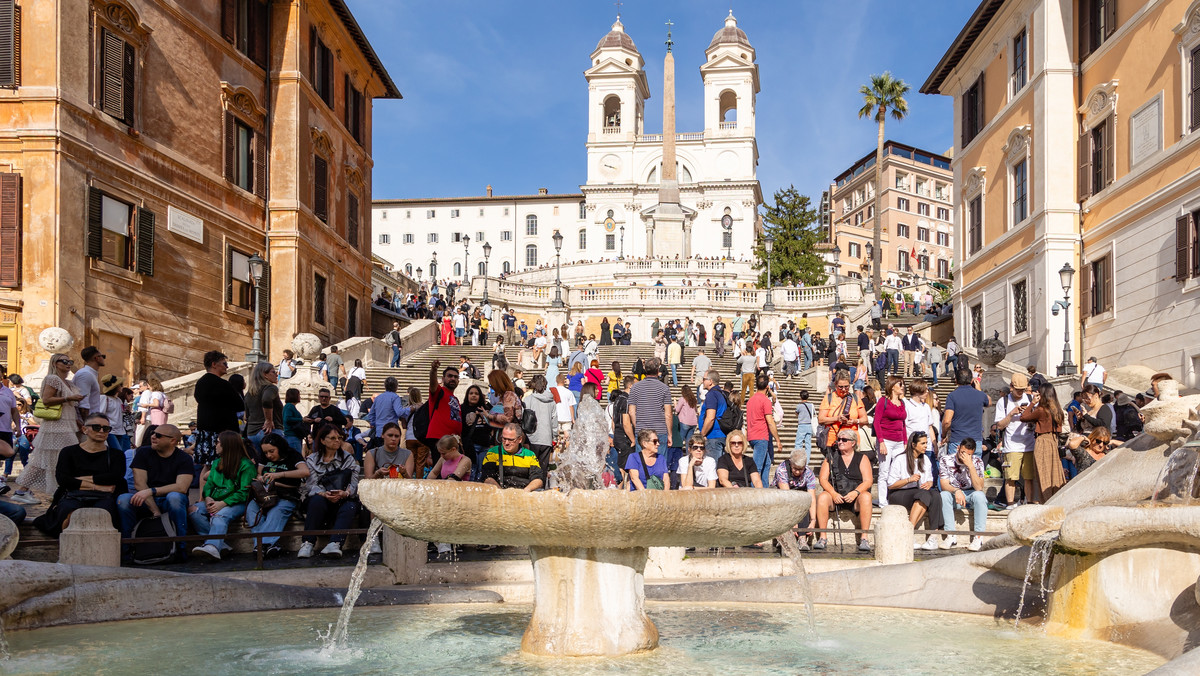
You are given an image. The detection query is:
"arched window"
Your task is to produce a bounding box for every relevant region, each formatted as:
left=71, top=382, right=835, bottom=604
left=525, top=244, right=538, bottom=267
left=526, top=214, right=537, bottom=236
left=404, top=263, right=412, bottom=275
left=719, top=89, right=738, bottom=123
left=578, top=228, right=587, bottom=250
left=603, top=95, right=621, bottom=130
left=503, top=261, right=511, bottom=273
left=478, top=261, right=486, bottom=276
left=429, top=262, right=437, bottom=277
left=578, top=200, right=587, bottom=220
left=453, top=262, right=462, bottom=276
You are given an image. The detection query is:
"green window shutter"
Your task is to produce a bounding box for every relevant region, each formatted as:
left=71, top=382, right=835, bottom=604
left=0, top=172, right=21, bottom=287
left=257, top=259, right=270, bottom=318
left=87, top=187, right=103, bottom=258
left=135, top=206, right=154, bottom=275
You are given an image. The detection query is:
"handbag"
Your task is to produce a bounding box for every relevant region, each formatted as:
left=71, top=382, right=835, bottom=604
left=33, top=401, right=62, bottom=421
left=249, top=479, right=280, bottom=513
left=318, top=467, right=354, bottom=492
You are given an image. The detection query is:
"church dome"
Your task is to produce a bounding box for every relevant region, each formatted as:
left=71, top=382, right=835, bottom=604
left=708, top=11, right=751, bottom=50
left=596, top=18, right=638, bottom=52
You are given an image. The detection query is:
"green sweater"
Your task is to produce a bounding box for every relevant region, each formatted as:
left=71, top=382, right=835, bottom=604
left=203, top=457, right=257, bottom=505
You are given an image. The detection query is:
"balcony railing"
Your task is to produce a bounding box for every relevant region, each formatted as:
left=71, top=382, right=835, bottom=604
left=601, top=126, right=622, bottom=135
left=719, top=121, right=737, bottom=130
left=635, top=132, right=706, bottom=142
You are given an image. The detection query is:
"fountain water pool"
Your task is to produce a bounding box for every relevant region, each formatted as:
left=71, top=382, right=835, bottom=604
left=1, top=604, right=1162, bottom=674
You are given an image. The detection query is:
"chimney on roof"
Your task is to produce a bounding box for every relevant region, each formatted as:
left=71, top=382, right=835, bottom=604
left=486, top=184, right=493, bottom=197
left=538, top=187, right=548, bottom=195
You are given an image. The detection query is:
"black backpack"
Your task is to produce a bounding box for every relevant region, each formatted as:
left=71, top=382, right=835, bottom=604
left=131, top=512, right=178, bottom=565
left=718, top=390, right=744, bottom=435
left=411, top=401, right=432, bottom=440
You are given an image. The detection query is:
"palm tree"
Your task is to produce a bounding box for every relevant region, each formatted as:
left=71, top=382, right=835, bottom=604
left=858, top=72, right=910, bottom=295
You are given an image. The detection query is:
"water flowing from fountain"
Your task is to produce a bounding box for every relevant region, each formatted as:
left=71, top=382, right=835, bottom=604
left=323, top=518, right=385, bottom=651
left=775, top=529, right=816, bottom=635
left=552, top=396, right=609, bottom=490
left=1151, top=443, right=1200, bottom=504
left=0, top=615, right=9, bottom=661
left=1014, top=531, right=1058, bottom=627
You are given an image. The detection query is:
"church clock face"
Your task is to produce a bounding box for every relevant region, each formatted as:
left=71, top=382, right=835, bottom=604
left=599, top=154, right=622, bottom=179
left=721, top=214, right=733, bottom=229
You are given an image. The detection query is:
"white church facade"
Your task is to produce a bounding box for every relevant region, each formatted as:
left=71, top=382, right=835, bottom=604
left=372, top=12, right=764, bottom=282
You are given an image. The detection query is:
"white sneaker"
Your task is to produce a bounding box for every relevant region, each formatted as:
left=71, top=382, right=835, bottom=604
left=321, top=541, right=343, bottom=558
left=297, top=542, right=315, bottom=558
left=191, top=544, right=221, bottom=561
left=921, top=536, right=939, bottom=551
left=369, top=537, right=382, bottom=555
left=967, top=536, right=983, bottom=552
left=9, top=491, right=40, bottom=505
left=939, top=535, right=957, bottom=550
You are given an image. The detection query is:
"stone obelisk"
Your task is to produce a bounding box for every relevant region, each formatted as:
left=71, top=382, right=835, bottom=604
left=644, top=20, right=689, bottom=259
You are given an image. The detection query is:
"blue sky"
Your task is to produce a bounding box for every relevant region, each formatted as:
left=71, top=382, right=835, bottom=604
left=346, top=1, right=978, bottom=204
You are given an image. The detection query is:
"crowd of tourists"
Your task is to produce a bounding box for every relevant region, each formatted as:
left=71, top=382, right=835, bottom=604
left=0, top=311, right=1157, bottom=564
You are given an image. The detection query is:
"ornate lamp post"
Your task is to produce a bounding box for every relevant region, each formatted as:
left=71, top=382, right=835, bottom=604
left=762, top=233, right=776, bottom=312
left=831, top=244, right=842, bottom=312
left=1054, top=262, right=1077, bottom=376
left=245, top=253, right=266, bottom=364
left=416, top=267, right=422, bottom=281
left=551, top=229, right=564, bottom=308
left=619, top=224, right=625, bottom=259
left=431, top=250, right=438, bottom=280
left=482, top=241, right=492, bottom=304
left=462, top=235, right=470, bottom=285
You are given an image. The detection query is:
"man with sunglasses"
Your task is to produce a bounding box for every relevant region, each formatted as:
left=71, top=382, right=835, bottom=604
left=480, top=423, right=543, bottom=491
left=116, top=424, right=193, bottom=544
left=305, top=387, right=347, bottom=438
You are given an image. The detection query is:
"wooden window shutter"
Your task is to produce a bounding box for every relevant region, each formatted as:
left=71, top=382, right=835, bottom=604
left=322, top=45, right=332, bottom=106
left=309, top=26, right=316, bottom=83
left=1102, top=115, right=1115, bottom=188
left=87, top=187, right=103, bottom=258
left=0, top=173, right=21, bottom=287
left=257, top=259, right=271, bottom=318
left=220, top=0, right=236, bottom=42
left=249, top=0, right=268, bottom=69
left=343, top=74, right=350, bottom=128
left=224, top=112, right=235, bottom=182
left=1104, top=0, right=1117, bottom=39
left=1176, top=215, right=1191, bottom=281
left=976, top=73, right=984, bottom=136
left=0, top=0, right=17, bottom=88
left=122, top=40, right=135, bottom=125
left=100, top=29, right=124, bottom=119
left=1080, top=0, right=1093, bottom=60
left=1100, top=257, right=1113, bottom=312
left=1078, top=128, right=1092, bottom=199
left=1192, top=46, right=1200, bottom=131
left=358, top=89, right=366, bottom=145
left=135, top=206, right=155, bottom=276
left=313, top=155, right=327, bottom=222
left=1081, top=262, right=1093, bottom=319
left=254, top=125, right=267, bottom=198
left=960, top=85, right=969, bottom=147
left=348, top=193, right=359, bottom=248
left=225, top=245, right=234, bottom=304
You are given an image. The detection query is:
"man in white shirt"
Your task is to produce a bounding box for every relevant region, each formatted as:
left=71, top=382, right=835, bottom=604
left=994, top=373, right=1035, bottom=506
left=779, top=335, right=800, bottom=379
left=1081, top=356, right=1107, bottom=388
left=552, top=373, right=577, bottom=435
left=883, top=331, right=903, bottom=376
left=74, top=346, right=106, bottom=419
left=690, top=349, right=712, bottom=388
left=532, top=330, right=548, bottom=368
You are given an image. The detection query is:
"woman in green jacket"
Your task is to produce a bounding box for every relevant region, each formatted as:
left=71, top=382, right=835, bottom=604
left=189, top=430, right=257, bottom=560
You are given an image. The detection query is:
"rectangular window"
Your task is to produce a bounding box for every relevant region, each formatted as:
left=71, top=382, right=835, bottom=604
left=100, top=194, right=130, bottom=267
left=937, top=207, right=950, bottom=221
left=897, top=223, right=910, bottom=238
left=426, top=210, right=435, bottom=219
left=915, top=179, right=926, bottom=196
left=347, top=193, right=359, bottom=248
left=1082, top=254, right=1113, bottom=317
left=970, top=303, right=984, bottom=346
left=854, top=211, right=863, bottom=226
left=1178, top=212, right=1200, bottom=281
left=917, top=226, right=929, bottom=242
left=1012, top=279, right=1028, bottom=335
left=895, top=174, right=906, bottom=189
left=848, top=242, right=861, bottom=258
left=98, top=28, right=135, bottom=125
left=1012, top=159, right=1028, bottom=225
left=962, top=74, right=985, bottom=146
left=476, top=231, right=484, bottom=241
left=452, top=232, right=462, bottom=243
left=605, top=233, right=615, bottom=250
left=525, top=245, right=538, bottom=267
left=898, top=250, right=911, bottom=272
left=1080, top=115, right=1114, bottom=199
left=378, top=233, right=390, bottom=245
left=937, top=258, right=950, bottom=278
left=968, top=195, right=983, bottom=254
left=224, top=112, right=266, bottom=198
left=579, top=201, right=587, bottom=219
left=0, top=172, right=21, bottom=287
left=347, top=295, right=358, bottom=337
left=867, top=205, right=874, bottom=219
left=503, top=207, right=509, bottom=216
left=917, top=202, right=930, bottom=216
left=479, top=208, right=484, bottom=217
left=427, top=233, right=438, bottom=244
left=402, top=233, right=413, bottom=244
left=578, top=229, right=586, bottom=249
left=233, top=119, right=253, bottom=191
left=222, top=0, right=268, bottom=68
left=87, top=189, right=155, bottom=275
left=897, top=197, right=910, bottom=212
left=229, top=248, right=253, bottom=310
left=0, top=0, right=21, bottom=88
left=1012, top=29, right=1028, bottom=96
left=1192, top=45, right=1200, bottom=132
left=450, top=209, right=460, bottom=218
left=313, top=273, right=326, bottom=325
left=343, top=75, right=365, bottom=144
left=313, top=155, right=328, bottom=222
left=501, top=230, right=512, bottom=241
left=309, top=27, right=333, bottom=107
left=1080, top=0, right=1117, bottom=61
left=406, top=210, right=411, bottom=218
left=936, top=231, right=949, bottom=247
left=723, top=231, right=733, bottom=249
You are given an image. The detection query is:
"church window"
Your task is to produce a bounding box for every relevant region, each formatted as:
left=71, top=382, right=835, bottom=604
left=404, top=263, right=412, bottom=275
left=403, top=233, right=413, bottom=244
left=478, top=261, right=486, bottom=276
left=525, top=244, right=538, bottom=267
left=503, top=261, right=511, bottom=273
left=603, top=95, right=621, bottom=130
left=719, top=90, right=738, bottom=124
left=578, top=228, right=586, bottom=250
left=606, top=234, right=615, bottom=250
left=722, top=231, right=732, bottom=249
left=501, top=230, right=512, bottom=241
left=579, top=201, right=587, bottom=219
left=526, top=214, right=537, bottom=235
left=453, top=262, right=461, bottom=277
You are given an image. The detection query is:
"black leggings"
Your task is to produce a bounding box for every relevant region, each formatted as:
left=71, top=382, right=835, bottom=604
left=887, top=486, right=944, bottom=530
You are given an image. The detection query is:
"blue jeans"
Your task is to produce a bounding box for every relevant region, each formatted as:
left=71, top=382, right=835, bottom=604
left=679, top=424, right=696, bottom=446
left=705, top=437, right=726, bottom=459
left=930, top=362, right=940, bottom=385
left=750, top=438, right=772, bottom=485
left=793, top=429, right=813, bottom=466
left=247, top=430, right=265, bottom=456
left=0, top=498, right=26, bottom=524
left=390, top=344, right=401, bottom=367
left=4, top=443, right=30, bottom=476
left=1062, top=457, right=1079, bottom=480
left=107, top=434, right=131, bottom=453
left=801, top=350, right=812, bottom=370
left=117, top=491, right=190, bottom=539
left=189, top=501, right=248, bottom=551
left=284, top=434, right=303, bottom=454
left=886, top=349, right=900, bottom=374
left=245, top=498, right=298, bottom=546
left=670, top=363, right=679, bottom=386
left=940, top=488, right=988, bottom=533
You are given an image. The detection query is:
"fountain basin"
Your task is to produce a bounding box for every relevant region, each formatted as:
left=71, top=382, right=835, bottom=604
left=358, top=480, right=811, bottom=656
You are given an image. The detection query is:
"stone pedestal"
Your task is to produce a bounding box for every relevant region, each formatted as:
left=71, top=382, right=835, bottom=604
left=0, top=513, right=17, bottom=559
left=58, top=508, right=120, bottom=567
left=523, top=545, right=658, bottom=656
left=381, top=526, right=427, bottom=585
left=874, top=505, right=914, bottom=565
left=645, top=546, right=685, bottom=578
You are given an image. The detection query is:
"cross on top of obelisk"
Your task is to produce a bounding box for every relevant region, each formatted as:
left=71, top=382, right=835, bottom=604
left=665, top=19, right=674, bottom=52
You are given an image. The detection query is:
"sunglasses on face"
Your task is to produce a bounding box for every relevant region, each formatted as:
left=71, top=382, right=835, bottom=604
left=501, top=436, right=519, bottom=442
left=87, top=424, right=112, bottom=432
left=56, top=359, right=74, bottom=366
left=728, top=441, right=745, bottom=447
left=151, top=432, right=178, bottom=440
left=837, top=438, right=855, bottom=443
left=690, top=444, right=705, bottom=450
left=645, top=439, right=660, bottom=445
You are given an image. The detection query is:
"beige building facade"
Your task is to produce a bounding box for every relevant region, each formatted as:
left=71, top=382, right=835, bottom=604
left=923, top=0, right=1200, bottom=385
left=0, top=0, right=398, bottom=381
left=827, top=141, right=955, bottom=288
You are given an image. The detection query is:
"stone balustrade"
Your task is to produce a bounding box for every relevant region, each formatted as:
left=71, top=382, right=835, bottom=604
left=499, top=258, right=757, bottom=286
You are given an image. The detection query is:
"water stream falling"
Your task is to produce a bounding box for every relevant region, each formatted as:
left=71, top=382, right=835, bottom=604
left=322, top=518, right=386, bottom=652
left=775, top=529, right=816, bottom=635
left=1151, top=442, right=1200, bottom=504
left=551, top=396, right=609, bottom=490
left=1014, top=531, right=1059, bottom=627
left=0, top=615, right=9, bottom=661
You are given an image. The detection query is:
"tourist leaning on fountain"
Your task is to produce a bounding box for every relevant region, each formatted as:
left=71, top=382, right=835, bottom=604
left=814, top=430, right=874, bottom=551
left=938, top=438, right=988, bottom=551
left=298, top=424, right=361, bottom=559
left=480, top=423, right=544, bottom=491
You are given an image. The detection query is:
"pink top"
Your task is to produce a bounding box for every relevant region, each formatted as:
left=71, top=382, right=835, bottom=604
left=675, top=397, right=698, bottom=426
left=745, top=391, right=774, bottom=442
left=873, top=396, right=908, bottom=443
left=439, top=454, right=467, bottom=480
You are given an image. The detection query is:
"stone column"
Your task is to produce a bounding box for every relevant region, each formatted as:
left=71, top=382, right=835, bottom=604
left=874, top=505, right=914, bottom=565
left=58, top=508, right=121, bottom=567
left=382, top=526, right=427, bottom=585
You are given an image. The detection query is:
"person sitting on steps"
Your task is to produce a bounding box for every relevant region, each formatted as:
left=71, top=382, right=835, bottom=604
left=814, top=430, right=874, bottom=552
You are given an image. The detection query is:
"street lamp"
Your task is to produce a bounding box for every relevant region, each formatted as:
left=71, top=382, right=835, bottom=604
left=619, top=224, right=625, bottom=259
left=762, top=233, right=776, bottom=312
left=482, top=241, right=492, bottom=304
left=462, top=235, right=470, bottom=286
left=431, top=250, right=438, bottom=280
left=416, top=267, right=422, bottom=280
left=551, top=229, right=564, bottom=308
left=244, top=253, right=266, bottom=364
left=831, top=244, right=843, bottom=312
left=1054, top=262, right=1077, bottom=376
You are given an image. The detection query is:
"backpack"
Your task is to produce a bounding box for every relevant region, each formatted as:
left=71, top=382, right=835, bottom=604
left=163, top=396, right=175, bottom=415
left=411, top=401, right=432, bottom=440
left=131, top=512, right=178, bottom=565
left=717, top=390, right=743, bottom=434
left=874, top=351, right=888, bottom=372
left=813, top=337, right=827, bottom=355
